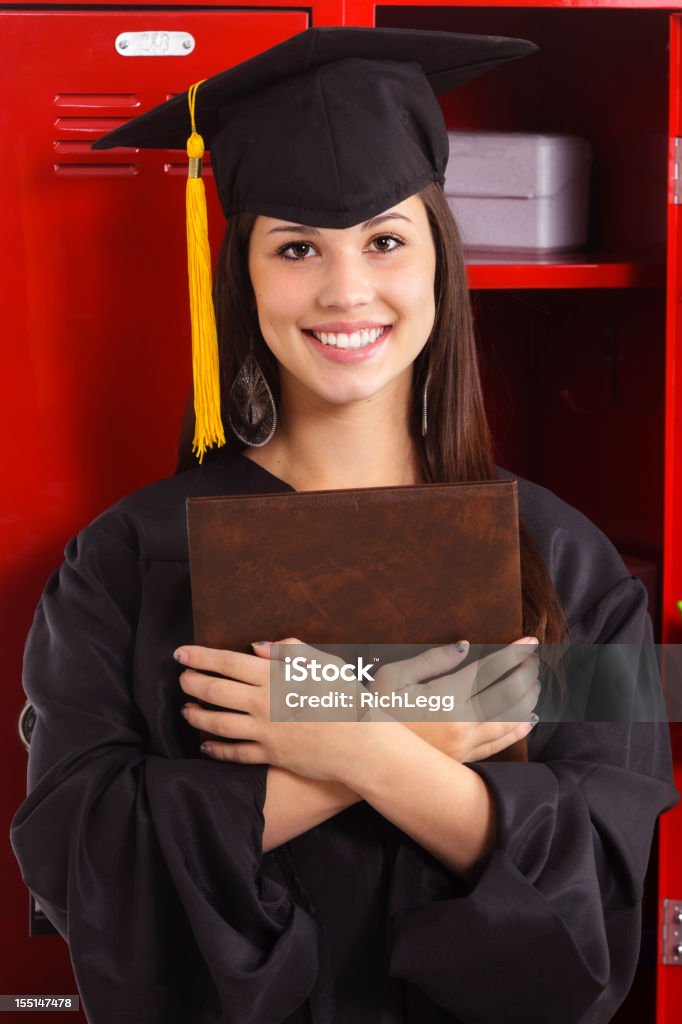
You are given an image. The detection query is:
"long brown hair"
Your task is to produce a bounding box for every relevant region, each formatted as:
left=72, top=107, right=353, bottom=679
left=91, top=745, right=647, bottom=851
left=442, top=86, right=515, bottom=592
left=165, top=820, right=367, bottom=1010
left=176, top=181, right=569, bottom=650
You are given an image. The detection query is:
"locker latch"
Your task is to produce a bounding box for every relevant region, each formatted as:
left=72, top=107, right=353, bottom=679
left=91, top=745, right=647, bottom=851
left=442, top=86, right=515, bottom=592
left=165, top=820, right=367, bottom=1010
left=661, top=899, right=682, bottom=963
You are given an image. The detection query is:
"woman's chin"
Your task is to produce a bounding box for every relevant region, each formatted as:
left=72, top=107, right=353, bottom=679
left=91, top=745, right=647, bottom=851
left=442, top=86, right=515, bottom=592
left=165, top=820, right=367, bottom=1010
left=312, top=384, right=389, bottom=407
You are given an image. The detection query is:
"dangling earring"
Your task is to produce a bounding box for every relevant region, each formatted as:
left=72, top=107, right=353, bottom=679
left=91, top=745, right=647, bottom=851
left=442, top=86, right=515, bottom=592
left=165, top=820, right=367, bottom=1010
left=227, top=338, right=277, bottom=447
left=421, top=369, right=431, bottom=438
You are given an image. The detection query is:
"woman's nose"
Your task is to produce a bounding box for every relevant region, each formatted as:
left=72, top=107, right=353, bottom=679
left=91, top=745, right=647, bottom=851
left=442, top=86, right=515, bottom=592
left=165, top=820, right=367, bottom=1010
left=315, top=252, right=375, bottom=309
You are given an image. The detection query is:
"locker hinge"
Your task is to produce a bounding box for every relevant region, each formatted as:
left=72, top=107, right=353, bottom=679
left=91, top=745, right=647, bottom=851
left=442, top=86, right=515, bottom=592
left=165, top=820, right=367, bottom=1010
left=661, top=899, right=682, bottom=963
left=674, top=139, right=682, bottom=205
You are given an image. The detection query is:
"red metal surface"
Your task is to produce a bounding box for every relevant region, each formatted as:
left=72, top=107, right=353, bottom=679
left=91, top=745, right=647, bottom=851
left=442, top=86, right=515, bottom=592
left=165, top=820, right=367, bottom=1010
left=6, top=0, right=341, bottom=9
left=658, top=16, right=682, bottom=1024
left=348, top=0, right=682, bottom=24
left=18, top=0, right=682, bottom=7
left=466, top=256, right=664, bottom=290
left=664, top=16, right=682, bottom=648
left=2, top=1, right=680, bottom=1019
left=1, top=4, right=342, bottom=1014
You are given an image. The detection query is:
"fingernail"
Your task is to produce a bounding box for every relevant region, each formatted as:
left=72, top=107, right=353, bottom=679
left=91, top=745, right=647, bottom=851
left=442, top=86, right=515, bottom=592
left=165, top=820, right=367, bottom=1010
left=174, top=649, right=187, bottom=663
left=534, top=679, right=542, bottom=693
left=527, top=712, right=539, bottom=728
left=251, top=641, right=270, bottom=649
left=181, top=703, right=191, bottom=717
left=452, top=641, right=469, bottom=653
left=524, top=637, right=539, bottom=648
left=200, top=742, right=211, bottom=755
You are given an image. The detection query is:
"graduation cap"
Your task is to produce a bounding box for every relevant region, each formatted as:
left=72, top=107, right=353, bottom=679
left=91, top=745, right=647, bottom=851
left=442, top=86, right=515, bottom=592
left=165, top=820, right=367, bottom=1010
left=92, top=26, right=538, bottom=460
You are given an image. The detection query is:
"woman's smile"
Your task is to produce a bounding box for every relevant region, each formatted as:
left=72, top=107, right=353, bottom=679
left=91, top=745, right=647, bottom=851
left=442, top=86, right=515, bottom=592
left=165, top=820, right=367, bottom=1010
left=301, top=324, right=392, bottom=363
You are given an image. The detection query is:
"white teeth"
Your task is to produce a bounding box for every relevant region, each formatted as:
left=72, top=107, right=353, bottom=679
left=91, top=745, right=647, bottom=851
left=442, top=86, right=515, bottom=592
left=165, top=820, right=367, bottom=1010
left=310, top=326, right=387, bottom=348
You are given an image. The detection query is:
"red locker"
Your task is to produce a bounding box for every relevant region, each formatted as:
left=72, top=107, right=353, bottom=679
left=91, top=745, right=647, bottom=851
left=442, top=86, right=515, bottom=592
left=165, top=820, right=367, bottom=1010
left=352, top=3, right=681, bottom=1022
left=1, top=3, right=339, bottom=1016
left=3, top=1, right=681, bottom=1021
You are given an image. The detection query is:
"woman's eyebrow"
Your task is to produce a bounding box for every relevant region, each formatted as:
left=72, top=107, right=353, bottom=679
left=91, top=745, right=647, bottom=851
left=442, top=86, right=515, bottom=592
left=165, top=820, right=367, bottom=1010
left=266, top=212, right=413, bottom=236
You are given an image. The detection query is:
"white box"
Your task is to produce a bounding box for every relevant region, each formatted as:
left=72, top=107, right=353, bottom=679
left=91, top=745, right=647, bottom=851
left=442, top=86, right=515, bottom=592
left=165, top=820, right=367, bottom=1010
left=444, top=132, right=592, bottom=252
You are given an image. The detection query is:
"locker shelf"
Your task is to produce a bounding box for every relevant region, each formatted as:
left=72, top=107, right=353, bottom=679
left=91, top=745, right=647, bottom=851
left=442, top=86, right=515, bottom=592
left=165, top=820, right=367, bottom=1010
left=466, top=252, right=665, bottom=289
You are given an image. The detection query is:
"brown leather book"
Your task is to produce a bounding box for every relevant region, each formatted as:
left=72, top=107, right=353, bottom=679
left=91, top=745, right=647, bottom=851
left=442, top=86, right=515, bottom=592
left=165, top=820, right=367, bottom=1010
left=187, top=479, right=527, bottom=761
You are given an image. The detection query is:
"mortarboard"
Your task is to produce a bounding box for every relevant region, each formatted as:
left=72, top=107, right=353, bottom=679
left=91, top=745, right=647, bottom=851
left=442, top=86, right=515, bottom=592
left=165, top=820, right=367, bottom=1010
left=92, top=26, right=538, bottom=460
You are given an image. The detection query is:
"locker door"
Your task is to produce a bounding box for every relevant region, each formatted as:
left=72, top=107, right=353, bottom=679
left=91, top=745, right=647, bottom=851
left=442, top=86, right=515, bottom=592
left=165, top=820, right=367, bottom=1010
left=2, top=6, right=308, bottom=1009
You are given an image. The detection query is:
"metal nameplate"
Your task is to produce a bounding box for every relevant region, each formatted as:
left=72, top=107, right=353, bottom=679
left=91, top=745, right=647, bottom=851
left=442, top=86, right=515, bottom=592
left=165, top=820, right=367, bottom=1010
left=115, top=32, right=195, bottom=57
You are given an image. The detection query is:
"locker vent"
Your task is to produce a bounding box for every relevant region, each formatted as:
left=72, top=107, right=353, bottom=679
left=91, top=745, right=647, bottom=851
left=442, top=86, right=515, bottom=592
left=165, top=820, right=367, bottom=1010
left=52, top=94, right=213, bottom=177
left=53, top=94, right=141, bottom=175
left=54, top=94, right=141, bottom=108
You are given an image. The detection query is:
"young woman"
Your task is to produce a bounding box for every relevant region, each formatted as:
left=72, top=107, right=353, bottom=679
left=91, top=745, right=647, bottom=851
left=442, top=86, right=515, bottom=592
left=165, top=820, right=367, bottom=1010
left=11, top=25, right=678, bottom=1024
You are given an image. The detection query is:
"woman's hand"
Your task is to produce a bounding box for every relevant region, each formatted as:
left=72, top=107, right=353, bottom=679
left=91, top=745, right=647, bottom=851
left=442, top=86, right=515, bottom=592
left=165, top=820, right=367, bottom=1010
left=177, top=635, right=539, bottom=776
left=176, top=641, right=370, bottom=782
left=369, top=637, right=540, bottom=764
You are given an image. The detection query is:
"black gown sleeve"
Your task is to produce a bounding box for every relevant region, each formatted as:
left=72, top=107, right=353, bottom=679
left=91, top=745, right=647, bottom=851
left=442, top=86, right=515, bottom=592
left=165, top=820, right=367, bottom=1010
left=386, top=573, right=679, bottom=1024
left=10, top=523, right=317, bottom=1024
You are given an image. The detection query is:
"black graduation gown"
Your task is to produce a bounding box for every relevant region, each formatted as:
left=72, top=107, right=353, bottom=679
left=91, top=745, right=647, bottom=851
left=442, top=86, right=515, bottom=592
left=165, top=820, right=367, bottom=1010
left=10, top=448, right=679, bottom=1024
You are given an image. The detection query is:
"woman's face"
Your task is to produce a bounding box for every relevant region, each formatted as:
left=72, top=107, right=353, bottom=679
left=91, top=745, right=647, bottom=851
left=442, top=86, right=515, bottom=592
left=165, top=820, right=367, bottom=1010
left=247, top=193, right=437, bottom=410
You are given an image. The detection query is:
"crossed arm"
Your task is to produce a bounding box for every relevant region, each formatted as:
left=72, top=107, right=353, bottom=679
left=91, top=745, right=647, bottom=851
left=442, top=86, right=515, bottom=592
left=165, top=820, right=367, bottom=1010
left=178, top=639, right=539, bottom=882
left=262, top=733, right=497, bottom=883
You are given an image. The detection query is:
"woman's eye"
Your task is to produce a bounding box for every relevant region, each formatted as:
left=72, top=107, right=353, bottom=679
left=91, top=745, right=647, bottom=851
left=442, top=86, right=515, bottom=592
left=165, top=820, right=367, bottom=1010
left=276, top=234, right=405, bottom=262
left=371, top=234, right=405, bottom=253
left=278, top=242, right=316, bottom=261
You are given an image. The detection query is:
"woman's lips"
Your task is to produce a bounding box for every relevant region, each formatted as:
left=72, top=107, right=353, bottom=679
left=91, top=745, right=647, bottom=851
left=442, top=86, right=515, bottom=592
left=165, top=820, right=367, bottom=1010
left=301, top=326, right=392, bottom=363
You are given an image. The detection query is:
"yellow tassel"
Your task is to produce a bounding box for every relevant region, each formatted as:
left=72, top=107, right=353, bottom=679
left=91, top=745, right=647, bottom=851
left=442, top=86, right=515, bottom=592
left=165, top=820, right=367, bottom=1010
left=186, top=80, right=225, bottom=462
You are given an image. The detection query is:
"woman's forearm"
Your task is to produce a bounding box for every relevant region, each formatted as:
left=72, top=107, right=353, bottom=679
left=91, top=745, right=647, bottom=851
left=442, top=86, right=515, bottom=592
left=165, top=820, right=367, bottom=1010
left=262, top=725, right=497, bottom=882
left=337, top=722, right=497, bottom=882
left=262, top=766, right=361, bottom=852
